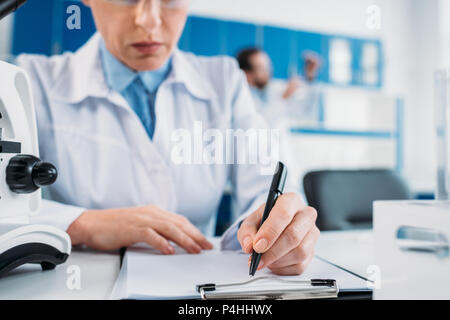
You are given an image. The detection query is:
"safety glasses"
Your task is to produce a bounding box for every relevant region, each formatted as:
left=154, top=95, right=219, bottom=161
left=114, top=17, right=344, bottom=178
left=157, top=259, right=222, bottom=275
left=106, top=0, right=189, bottom=9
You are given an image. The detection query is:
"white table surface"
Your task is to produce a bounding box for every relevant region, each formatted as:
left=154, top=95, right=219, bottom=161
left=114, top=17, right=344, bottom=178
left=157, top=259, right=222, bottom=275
left=0, top=229, right=373, bottom=299
left=315, top=229, right=374, bottom=279
left=0, top=247, right=121, bottom=300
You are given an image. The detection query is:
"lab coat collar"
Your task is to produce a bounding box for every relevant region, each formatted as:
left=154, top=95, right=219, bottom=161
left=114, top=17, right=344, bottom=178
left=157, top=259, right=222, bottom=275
left=51, top=32, right=216, bottom=104
left=168, top=48, right=217, bottom=101
left=51, top=33, right=109, bottom=104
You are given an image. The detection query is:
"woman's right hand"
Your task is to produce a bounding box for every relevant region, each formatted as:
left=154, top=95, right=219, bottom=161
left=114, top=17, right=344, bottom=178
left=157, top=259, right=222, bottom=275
left=66, top=205, right=214, bottom=254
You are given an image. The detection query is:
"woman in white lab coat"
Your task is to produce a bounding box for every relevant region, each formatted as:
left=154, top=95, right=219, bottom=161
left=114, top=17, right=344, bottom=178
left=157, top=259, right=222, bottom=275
left=17, top=0, right=319, bottom=275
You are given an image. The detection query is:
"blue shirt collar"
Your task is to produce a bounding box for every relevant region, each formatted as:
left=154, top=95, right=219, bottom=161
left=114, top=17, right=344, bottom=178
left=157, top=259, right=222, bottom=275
left=100, top=39, right=172, bottom=94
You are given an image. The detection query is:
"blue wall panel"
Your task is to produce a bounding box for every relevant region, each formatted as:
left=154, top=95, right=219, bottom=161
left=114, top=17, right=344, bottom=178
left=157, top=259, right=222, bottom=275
left=186, top=16, right=225, bottom=56
left=12, top=0, right=54, bottom=55
left=224, top=21, right=257, bottom=57
left=351, top=37, right=361, bottom=86
left=61, top=1, right=96, bottom=53
left=296, top=31, right=329, bottom=82
left=13, top=0, right=95, bottom=55
left=263, top=26, right=296, bottom=79
left=378, top=40, right=384, bottom=88
left=178, top=16, right=192, bottom=52
left=11, top=1, right=383, bottom=87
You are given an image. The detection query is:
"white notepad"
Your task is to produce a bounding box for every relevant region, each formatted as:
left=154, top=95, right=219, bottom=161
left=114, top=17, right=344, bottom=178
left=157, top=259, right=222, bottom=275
left=110, top=240, right=369, bottom=300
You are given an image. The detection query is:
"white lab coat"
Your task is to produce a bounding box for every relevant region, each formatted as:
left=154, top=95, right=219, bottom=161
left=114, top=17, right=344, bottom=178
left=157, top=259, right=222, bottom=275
left=16, top=33, right=297, bottom=249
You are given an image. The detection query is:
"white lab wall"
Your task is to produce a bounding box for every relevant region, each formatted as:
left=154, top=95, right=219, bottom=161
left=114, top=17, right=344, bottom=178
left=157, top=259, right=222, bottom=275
left=399, top=0, right=439, bottom=192
left=190, top=0, right=383, bottom=36
left=438, top=0, right=450, bottom=67
left=190, top=0, right=440, bottom=193
left=378, top=0, right=439, bottom=192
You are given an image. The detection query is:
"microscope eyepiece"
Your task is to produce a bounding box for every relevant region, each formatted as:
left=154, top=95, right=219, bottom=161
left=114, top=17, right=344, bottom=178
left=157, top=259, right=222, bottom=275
left=0, top=0, right=26, bottom=21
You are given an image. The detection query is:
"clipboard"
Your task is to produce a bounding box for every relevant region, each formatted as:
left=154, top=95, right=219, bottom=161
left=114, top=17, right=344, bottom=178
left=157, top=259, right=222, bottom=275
left=111, top=242, right=369, bottom=300
left=196, top=276, right=338, bottom=300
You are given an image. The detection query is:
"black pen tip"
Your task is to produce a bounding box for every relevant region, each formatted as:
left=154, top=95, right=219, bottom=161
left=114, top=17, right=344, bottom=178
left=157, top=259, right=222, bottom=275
left=249, top=264, right=256, bottom=276
left=249, top=253, right=260, bottom=277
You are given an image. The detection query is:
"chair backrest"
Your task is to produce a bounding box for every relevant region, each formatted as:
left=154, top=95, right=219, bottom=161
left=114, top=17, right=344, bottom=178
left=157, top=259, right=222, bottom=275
left=303, top=169, right=411, bottom=231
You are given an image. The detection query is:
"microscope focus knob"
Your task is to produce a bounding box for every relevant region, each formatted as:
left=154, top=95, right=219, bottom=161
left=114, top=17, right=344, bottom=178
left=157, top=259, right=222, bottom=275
left=6, top=155, right=58, bottom=194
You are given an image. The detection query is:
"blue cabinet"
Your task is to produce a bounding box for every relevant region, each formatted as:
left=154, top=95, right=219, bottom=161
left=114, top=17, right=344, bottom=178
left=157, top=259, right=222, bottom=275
left=12, top=0, right=54, bottom=55
left=224, top=21, right=258, bottom=57
left=262, top=26, right=295, bottom=79
left=181, top=16, right=225, bottom=56
left=296, top=31, right=329, bottom=82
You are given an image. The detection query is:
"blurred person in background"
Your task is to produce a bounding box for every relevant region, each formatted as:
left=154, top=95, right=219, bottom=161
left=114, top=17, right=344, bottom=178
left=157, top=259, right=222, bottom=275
left=237, top=48, right=322, bottom=188
left=237, top=48, right=322, bottom=127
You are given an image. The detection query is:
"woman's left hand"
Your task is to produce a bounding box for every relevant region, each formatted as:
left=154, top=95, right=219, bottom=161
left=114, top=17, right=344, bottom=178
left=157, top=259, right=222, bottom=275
left=237, top=192, right=320, bottom=275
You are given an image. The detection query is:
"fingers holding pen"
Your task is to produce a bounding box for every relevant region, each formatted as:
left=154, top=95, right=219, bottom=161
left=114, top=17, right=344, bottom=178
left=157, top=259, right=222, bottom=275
left=238, top=192, right=320, bottom=276
left=252, top=193, right=304, bottom=254
left=237, top=203, right=265, bottom=253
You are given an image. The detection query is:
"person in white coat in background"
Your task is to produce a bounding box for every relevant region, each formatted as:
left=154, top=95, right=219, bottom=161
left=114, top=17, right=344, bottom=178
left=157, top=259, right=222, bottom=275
left=236, top=48, right=322, bottom=188
left=237, top=47, right=322, bottom=128
left=16, top=0, right=319, bottom=275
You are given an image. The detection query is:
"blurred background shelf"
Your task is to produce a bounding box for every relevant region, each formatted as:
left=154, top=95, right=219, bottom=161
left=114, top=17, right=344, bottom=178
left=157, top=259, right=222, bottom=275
left=290, top=128, right=396, bottom=139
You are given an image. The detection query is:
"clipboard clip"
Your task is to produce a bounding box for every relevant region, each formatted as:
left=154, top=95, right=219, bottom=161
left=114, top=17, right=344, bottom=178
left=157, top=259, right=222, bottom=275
left=196, top=276, right=338, bottom=300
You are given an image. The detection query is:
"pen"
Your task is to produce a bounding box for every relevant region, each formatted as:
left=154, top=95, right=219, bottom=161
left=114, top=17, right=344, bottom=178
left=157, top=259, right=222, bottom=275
left=249, top=161, right=287, bottom=276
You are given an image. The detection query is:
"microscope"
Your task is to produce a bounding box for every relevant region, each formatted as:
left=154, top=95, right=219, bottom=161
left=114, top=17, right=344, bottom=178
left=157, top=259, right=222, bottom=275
left=0, top=0, right=71, bottom=277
